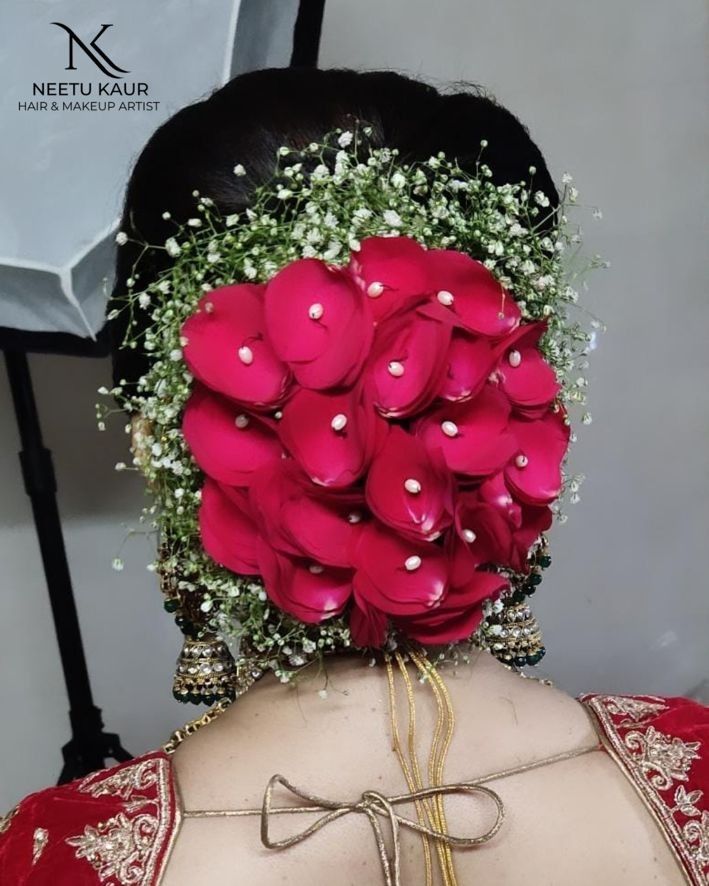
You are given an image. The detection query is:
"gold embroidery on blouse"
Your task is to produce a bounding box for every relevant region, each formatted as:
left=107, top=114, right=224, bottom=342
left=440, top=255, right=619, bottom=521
left=682, top=812, right=709, bottom=874
left=671, top=786, right=704, bottom=818
left=625, top=726, right=701, bottom=791
left=603, top=695, right=668, bottom=726
left=67, top=811, right=159, bottom=885
left=79, top=757, right=160, bottom=801
left=67, top=757, right=174, bottom=886
left=586, top=695, right=708, bottom=886
left=0, top=806, right=18, bottom=837
left=32, top=827, right=49, bottom=865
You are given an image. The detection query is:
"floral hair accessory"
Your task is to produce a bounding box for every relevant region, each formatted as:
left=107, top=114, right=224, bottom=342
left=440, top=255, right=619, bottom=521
left=104, top=128, right=603, bottom=697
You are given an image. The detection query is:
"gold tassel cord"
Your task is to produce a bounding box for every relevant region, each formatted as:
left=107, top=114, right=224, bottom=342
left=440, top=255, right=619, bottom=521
left=386, top=654, right=435, bottom=886
left=393, top=651, right=457, bottom=886
left=409, top=649, right=458, bottom=885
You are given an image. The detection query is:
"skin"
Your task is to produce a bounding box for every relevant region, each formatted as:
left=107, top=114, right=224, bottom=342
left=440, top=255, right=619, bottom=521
left=161, top=649, right=685, bottom=885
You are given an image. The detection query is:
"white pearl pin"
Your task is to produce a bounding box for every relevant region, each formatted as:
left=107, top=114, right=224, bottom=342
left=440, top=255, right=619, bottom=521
left=331, top=413, right=348, bottom=432
left=405, top=555, right=422, bottom=572
left=238, top=345, right=254, bottom=365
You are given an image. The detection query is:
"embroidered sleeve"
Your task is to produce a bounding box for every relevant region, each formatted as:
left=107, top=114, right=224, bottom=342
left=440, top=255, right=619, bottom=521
left=581, top=693, right=709, bottom=886
left=0, top=751, right=179, bottom=885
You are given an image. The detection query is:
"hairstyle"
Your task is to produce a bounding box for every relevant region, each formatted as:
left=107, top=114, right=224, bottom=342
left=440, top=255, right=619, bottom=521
left=110, top=67, right=558, bottom=388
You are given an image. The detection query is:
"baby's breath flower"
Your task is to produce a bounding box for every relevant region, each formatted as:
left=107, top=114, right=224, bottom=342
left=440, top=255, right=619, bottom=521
left=383, top=209, right=403, bottom=228
left=115, top=231, right=128, bottom=245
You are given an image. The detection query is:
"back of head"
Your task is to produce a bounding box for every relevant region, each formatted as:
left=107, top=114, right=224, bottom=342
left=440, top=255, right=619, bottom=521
left=110, top=67, right=557, bottom=387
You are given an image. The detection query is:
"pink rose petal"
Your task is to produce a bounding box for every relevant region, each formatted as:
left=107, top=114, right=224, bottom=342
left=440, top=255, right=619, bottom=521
left=439, top=331, right=497, bottom=403
left=249, top=461, right=364, bottom=567
left=496, top=323, right=560, bottom=412
left=454, top=495, right=514, bottom=568
left=279, top=386, right=387, bottom=488
left=181, top=284, right=291, bottom=408
left=264, top=258, right=372, bottom=389
left=398, top=571, right=508, bottom=644
left=426, top=249, right=521, bottom=337
left=367, top=308, right=452, bottom=418
left=182, top=385, right=283, bottom=486
left=416, top=385, right=517, bottom=477
left=349, top=236, right=429, bottom=321
left=505, top=408, right=570, bottom=505
left=199, top=478, right=260, bottom=574
left=352, top=521, right=448, bottom=616
left=257, top=539, right=352, bottom=624
left=366, top=427, right=453, bottom=541
left=350, top=597, right=389, bottom=648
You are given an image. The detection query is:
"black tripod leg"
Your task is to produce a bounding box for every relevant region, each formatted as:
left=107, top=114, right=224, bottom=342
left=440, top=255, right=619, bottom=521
left=3, top=349, right=130, bottom=783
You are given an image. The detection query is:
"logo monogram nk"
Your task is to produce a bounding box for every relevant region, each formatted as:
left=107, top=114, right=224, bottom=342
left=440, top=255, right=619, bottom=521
left=51, top=23, right=130, bottom=79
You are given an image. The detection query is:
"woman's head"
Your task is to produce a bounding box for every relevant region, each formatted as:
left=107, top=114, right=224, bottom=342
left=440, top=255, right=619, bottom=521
left=110, top=67, right=557, bottom=387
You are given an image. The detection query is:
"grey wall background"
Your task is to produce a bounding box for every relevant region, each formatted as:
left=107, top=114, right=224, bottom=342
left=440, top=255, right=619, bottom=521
left=1, top=0, right=707, bottom=809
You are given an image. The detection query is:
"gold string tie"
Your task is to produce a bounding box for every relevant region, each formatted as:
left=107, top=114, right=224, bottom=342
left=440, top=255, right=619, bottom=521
left=188, top=773, right=504, bottom=886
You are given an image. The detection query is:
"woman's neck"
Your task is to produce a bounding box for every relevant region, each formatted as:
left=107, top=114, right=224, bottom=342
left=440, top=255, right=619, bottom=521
left=171, top=647, right=597, bottom=814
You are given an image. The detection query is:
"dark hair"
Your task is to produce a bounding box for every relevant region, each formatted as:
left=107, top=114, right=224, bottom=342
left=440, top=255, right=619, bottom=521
left=110, top=67, right=558, bottom=388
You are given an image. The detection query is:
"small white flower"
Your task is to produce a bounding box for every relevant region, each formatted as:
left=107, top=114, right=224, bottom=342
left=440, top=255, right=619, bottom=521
left=318, top=689, right=328, bottom=699
left=169, top=349, right=182, bottom=362
left=161, top=211, right=171, bottom=220
left=138, top=292, right=151, bottom=309
left=200, top=599, right=213, bottom=613
left=276, top=188, right=293, bottom=200
left=233, top=164, right=246, bottom=176
left=226, top=214, right=239, bottom=227
left=534, top=190, right=550, bottom=208
left=112, top=557, right=124, bottom=572
left=165, top=237, right=181, bottom=257
left=157, top=280, right=171, bottom=294
left=593, top=208, right=603, bottom=220
left=391, top=171, right=406, bottom=190
left=187, top=218, right=202, bottom=228
left=561, top=172, right=573, bottom=185
left=126, top=277, right=135, bottom=288
left=383, top=209, right=403, bottom=228
left=337, top=131, right=353, bottom=148
left=115, top=231, right=128, bottom=246
left=115, top=462, right=127, bottom=472
left=97, top=385, right=109, bottom=395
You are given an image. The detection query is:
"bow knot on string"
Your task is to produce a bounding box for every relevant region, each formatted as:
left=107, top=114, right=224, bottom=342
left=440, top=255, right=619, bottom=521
left=259, top=773, right=505, bottom=886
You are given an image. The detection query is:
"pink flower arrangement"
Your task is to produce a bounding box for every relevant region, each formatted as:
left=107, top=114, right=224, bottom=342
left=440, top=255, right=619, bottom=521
left=180, top=236, right=569, bottom=648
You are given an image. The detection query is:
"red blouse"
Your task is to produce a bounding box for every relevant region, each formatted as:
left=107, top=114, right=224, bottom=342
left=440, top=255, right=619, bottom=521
left=1, top=693, right=708, bottom=885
